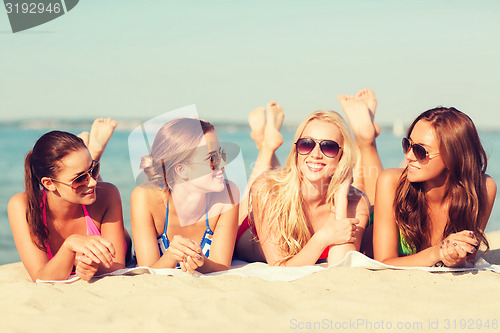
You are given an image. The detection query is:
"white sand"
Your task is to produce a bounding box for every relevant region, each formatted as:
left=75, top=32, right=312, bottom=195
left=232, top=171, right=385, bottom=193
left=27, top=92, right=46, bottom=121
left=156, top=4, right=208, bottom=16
left=1, top=231, right=500, bottom=333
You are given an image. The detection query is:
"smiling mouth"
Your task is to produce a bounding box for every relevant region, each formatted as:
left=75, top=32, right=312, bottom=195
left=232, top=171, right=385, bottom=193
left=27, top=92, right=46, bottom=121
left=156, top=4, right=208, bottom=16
left=306, top=162, right=326, bottom=172
left=83, top=189, right=95, bottom=196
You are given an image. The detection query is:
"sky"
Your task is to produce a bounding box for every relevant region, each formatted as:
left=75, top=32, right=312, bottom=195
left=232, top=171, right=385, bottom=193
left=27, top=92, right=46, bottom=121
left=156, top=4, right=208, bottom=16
left=1, top=0, right=500, bottom=128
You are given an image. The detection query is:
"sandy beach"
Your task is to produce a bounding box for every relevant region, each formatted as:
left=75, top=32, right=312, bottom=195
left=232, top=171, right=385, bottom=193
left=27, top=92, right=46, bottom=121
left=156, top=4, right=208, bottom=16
left=1, top=232, right=499, bottom=333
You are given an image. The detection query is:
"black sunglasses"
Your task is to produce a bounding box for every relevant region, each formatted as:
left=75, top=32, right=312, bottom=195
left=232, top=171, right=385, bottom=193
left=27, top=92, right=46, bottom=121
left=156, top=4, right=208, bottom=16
left=51, top=160, right=100, bottom=189
left=295, top=138, right=342, bottom=158
left=402, top=137, right=440, bottom=163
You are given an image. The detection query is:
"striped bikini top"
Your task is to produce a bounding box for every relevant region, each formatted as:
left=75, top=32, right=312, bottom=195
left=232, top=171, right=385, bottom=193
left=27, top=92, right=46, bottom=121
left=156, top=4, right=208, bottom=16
left=157, top=202, right=213, bottom=258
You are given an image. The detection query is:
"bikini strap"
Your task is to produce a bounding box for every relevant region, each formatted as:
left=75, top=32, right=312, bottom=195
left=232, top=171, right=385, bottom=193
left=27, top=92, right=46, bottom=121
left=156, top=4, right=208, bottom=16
left=205, top=201, right=210, bottom=230
left=163, top=201, right=169, bottom=235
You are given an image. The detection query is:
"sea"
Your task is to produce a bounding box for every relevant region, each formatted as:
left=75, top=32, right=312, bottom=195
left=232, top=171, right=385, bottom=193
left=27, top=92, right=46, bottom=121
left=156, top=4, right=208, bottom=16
left=1, top=120, right=499, bottom=265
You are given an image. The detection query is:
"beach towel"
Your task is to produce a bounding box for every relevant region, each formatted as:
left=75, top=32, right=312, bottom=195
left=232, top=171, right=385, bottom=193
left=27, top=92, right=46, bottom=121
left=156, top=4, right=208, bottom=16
left=36, top=251, right=500, bottom=284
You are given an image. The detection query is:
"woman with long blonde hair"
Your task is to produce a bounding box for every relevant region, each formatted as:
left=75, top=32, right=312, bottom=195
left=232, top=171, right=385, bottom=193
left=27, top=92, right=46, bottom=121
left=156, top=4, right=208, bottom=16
left=236, top=107, right=370, bottom=266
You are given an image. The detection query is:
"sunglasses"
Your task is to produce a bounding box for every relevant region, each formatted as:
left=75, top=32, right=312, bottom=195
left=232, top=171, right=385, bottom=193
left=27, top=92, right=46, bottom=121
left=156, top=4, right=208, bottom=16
left=191, top=148, right=227, bottom=171
left=295, top=138, right=342, bottom=158
left=402, top=137, right=440, bottom=162
left=51, top=160, right=100, bottom=189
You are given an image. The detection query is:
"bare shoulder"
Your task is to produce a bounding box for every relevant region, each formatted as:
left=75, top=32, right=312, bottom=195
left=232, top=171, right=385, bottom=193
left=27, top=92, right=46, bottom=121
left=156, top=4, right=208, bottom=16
left=484, top=174, right=497, bottom=199
left=8, top=192, right=28, bottom=215
left=131, top=183, right=163, bottom=204
left=8, top=192, right=27, bottom=207
left=485, top=174, right=497, bottom=191
left=94, top=181, right=122, bottom=206
left=377, top=168, right=404, bottom=189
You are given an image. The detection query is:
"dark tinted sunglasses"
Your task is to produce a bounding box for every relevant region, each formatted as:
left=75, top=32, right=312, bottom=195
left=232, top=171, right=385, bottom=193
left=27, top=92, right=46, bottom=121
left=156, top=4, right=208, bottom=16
left=51, top=160, right=100, bottom=189
left=295, top=138, right=342, bottom=158
left=402, top=137, right=440, bottom=162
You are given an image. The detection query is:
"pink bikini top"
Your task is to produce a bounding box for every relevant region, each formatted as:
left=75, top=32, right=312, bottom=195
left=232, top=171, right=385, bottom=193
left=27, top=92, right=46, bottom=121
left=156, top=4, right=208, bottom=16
left=42, top=190, right=101, bottom=259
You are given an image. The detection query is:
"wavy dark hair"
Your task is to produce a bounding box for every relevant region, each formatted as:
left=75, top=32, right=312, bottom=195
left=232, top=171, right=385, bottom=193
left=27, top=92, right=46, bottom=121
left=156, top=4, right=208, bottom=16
left=394, top=107, right=489, bottom=253
left=24, top=131, right=86, bottom=251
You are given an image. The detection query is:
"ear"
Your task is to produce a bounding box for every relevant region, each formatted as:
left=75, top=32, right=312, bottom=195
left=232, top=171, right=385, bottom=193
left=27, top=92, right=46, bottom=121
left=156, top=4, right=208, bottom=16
left=174, top=164, right=188, bottom=180
left=40, top=177, right=57, bottom=191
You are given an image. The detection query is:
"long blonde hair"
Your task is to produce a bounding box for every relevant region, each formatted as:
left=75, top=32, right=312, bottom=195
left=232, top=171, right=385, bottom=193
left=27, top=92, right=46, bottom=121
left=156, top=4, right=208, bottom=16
left=252, top=111, right=356, bottom=263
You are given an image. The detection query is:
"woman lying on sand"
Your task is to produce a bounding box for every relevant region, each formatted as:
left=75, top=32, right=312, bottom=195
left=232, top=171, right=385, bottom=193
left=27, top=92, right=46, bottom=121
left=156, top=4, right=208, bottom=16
left=235, top=99, right=373, bottom=266
left=8, top=119, right=127, bottom=281
left=373, top=107, right=497, bottom=267
left=131, top=118, right=239, bottom=274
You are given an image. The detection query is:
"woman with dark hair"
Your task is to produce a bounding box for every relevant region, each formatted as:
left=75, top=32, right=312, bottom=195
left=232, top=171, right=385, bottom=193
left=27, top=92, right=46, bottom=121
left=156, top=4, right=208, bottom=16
left=131, top=117, right=239, bottom=274
left=373, top=107, right=497, bottom=267
left=8, top=119, right=127, bottom=281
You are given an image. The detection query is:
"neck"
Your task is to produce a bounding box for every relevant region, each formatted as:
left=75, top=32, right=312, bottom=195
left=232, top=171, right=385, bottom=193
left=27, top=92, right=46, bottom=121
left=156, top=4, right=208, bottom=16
left=300, top=178, right=329, bottom=207
left=45, top=191, right=82, bottom=221
left=423, top=173, right=448, bottom=204
left=170, top=184, right=208, bottom=226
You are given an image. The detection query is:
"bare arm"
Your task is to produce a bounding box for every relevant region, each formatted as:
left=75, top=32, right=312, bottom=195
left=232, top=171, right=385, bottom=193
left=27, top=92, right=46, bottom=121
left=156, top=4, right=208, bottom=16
left=94, top=182, right=127, bottom=273
left=8, top=193, right=115, bottom=281
left=196, top=187, right=239, bottom=273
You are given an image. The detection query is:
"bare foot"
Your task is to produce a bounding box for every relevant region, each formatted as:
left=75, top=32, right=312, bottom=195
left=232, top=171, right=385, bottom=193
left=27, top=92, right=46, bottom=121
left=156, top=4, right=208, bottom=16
left=249, top=107, right=266, bottom=150
left=356, top=89, right=380, bottom=137
left=338, top=94, right=377, bottom=146
left=77, top=131, right=90, bottom=146
left=263, top=101, right=284, bottom=152
left=87, top=118, right=117, bottom=161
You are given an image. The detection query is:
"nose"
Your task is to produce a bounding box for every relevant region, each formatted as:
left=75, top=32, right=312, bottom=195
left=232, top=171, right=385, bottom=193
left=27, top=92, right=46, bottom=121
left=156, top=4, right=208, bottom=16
left=88, top=174, right=98, bottom=187
left=404, top=146, right=416, bottom=162
left=310, top=143, right=322, bottom=158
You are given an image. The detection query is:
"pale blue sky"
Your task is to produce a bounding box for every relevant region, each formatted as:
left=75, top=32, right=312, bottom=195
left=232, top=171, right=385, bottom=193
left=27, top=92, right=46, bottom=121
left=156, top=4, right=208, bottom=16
left=1, top=0, right=499, bottom=128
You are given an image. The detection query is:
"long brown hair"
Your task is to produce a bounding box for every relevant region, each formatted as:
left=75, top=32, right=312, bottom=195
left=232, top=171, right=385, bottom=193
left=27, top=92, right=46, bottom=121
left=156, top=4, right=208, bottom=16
left=394, top=107, right=489, bottom=252
left=25, top=131, right=86, bottom=251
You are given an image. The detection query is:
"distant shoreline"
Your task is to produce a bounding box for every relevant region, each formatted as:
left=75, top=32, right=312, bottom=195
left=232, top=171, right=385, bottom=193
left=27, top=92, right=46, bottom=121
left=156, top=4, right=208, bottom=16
left=2, top=118, right=500, bottom=133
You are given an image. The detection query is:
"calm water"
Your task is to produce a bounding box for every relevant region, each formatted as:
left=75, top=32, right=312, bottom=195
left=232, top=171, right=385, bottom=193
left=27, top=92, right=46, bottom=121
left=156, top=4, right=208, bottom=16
left=1, top=123, right=499, bottom=265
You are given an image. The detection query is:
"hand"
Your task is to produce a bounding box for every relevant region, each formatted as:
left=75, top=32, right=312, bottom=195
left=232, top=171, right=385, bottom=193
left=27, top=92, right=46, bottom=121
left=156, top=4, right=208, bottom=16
left=165, top=235, right=204, bottom=273
left=179, top=253, right=205, bottom=275
left=64, top=235, right=116, bottom=268
left=439, top=230, right=478, bottom=267
left=74, top=255, right=100, bottom=281
left=321, top=207, right=359, bottom=246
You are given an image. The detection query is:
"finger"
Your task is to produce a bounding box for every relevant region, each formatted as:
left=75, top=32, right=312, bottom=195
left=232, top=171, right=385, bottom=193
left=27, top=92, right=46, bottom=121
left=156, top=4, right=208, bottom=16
left=455, top=240, right=477, bottom=254
left=75, top=266, right=93, bottom=281
left=190, top=252, right=204, bottom=266
left=444, top=242, right=460, bottom=261
left=184, top=256, right=196, bottom=274
left=165, top=246, right=190, bottom=262
left=179, top=260, right=187, bottom=272
left=97, top=237, right=116, bottom=257
left=170, top=240, right=202, bottom=258
left=448, top=234, right=479, bottom=246
left=452, top=242, right=468, bottom=258
left=75, top=255, right=93, bottom=266
left=86, top=241, right=113, bottom=268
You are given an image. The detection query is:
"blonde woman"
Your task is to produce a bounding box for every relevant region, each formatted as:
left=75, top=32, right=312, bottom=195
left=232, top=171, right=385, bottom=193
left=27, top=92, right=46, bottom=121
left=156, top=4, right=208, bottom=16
left=131, top=118, right=239, bottom=274
left=236, top=107, right=370, bottom=266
